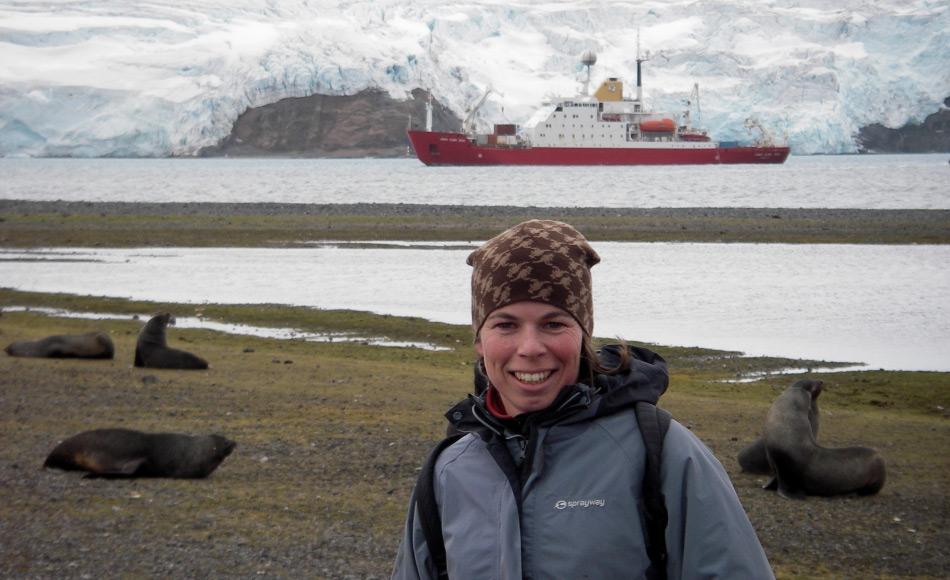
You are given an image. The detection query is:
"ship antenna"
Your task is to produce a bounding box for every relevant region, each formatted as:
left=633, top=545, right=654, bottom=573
left=636, top=30, right=650, bottom=106
left=694, top=82, right=702, bottom=127
left=581, top=50, right=597, bottom=96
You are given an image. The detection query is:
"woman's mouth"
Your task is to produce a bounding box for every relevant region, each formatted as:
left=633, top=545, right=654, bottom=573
left=512, top=370, right=554, bottom=385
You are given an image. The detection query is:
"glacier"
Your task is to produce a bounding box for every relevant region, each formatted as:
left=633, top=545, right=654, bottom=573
left=0, top=0, right=947, bottom=157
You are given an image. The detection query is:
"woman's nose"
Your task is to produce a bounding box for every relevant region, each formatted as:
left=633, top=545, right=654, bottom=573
left=516, top=328, right=546, bottom=357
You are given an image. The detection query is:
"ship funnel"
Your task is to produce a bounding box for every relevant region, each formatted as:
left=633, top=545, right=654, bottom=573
left=581, top=51, right=597, bottom=96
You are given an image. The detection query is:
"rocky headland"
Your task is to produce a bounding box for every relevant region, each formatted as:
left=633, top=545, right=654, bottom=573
left=199, top=89, right=461, bottom=158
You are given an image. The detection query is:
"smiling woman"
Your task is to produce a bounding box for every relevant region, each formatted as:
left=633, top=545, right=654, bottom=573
left=391, top=219, right=776, bottom=580
left=475, top=298, right=584, bottom=416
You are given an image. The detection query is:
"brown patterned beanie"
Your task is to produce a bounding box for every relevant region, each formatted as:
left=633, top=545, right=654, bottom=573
left=467, top=219, right=600, bottom=336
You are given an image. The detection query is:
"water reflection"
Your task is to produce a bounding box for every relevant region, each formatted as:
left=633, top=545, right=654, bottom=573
left=2, top=242, right=948, bottom=371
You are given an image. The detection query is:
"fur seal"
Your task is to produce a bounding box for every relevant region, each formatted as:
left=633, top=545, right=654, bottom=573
left=763, top=379, right=886, bottom=498
left=4, top=331, right=114, bottom=359
left=135, top=313, right=208, bottom=370
left=737, top=438, right=772, bottom=475
left=44, top=428, right=235, bottom=478
left=737, top=382, right=821, bottom=474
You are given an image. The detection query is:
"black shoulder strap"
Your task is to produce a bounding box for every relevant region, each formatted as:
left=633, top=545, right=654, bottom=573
left=414, top=433, right=464, bottom=579
left=635, top=401, right=672, bottom=580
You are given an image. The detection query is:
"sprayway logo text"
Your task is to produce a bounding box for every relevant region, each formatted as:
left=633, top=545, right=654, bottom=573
left=554, top=499, right=606, bottom=510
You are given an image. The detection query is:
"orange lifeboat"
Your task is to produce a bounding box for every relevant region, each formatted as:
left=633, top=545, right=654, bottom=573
left=639, top=118, right=676, bottom=132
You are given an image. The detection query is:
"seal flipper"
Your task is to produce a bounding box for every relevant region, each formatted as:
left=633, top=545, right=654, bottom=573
left=763, top=477, right=777, bottom=490
left=84, top=456, right=148, bottom=478
left=777, top=482, right=807, bottom=500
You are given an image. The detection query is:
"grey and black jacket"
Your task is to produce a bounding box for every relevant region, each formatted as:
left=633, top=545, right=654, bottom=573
left=392, top=346, right=774, bottom=579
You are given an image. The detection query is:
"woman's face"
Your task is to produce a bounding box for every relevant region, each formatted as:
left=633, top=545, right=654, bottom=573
left=475, top=301, right=583, bottom=417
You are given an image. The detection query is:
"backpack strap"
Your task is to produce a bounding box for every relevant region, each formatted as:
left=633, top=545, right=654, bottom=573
left=414, top=433, right=464, bottom=579
left=636, top=401, right=672, bottom=580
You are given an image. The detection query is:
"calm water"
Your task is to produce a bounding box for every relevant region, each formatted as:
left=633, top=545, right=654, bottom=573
left=1, top=154, right=948, bottom=208
left=2, top=242, right=947, bottom=371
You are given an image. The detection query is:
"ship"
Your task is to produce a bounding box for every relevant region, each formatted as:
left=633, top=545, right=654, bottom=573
left=407, top=50, right=790, bottom=166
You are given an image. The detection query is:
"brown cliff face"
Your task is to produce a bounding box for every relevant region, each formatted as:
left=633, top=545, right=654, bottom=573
left=201, top=88, right=461, bottom=158
left=856, top=97, right=950, bottom=153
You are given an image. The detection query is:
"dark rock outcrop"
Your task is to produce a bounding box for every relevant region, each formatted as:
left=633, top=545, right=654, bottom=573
left=200, top=88, right=461, bottom=158
left=856, top=97, right=950, bottom=153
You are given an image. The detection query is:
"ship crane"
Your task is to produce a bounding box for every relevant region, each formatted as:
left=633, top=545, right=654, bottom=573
left=683, top=83, right=703, bottom=129
left=462, top=86, right=494, bottom=135
left=744, top=117, right=776, bottom=147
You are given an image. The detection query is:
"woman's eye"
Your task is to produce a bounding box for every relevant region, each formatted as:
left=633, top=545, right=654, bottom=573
left=493, top=321, right=516, bottom=330
left=544, top=321, right=567, bottom=330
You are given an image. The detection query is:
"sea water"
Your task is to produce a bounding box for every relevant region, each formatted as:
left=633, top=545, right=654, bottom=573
left=1, top=155, right=948, bottom=370
left=1, top=242, right=947, bottom=371
left=1, top=154, right=948, bottom=208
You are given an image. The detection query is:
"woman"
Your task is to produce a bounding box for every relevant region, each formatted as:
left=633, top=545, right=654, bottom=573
left=392, top=219, right=773, bottom=579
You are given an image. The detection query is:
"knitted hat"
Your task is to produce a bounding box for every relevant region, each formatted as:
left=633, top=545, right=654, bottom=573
left=467, top=219, right=600, bottom=336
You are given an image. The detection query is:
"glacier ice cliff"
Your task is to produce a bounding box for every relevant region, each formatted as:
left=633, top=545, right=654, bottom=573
left=0, top=0, right=947, bottom=157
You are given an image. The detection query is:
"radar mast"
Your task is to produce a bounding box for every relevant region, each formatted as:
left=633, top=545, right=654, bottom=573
left=581, top=50, right=597, bottom=96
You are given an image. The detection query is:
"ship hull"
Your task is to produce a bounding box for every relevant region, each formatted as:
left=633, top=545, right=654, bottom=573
left=408, top=131, right=790, bottom=165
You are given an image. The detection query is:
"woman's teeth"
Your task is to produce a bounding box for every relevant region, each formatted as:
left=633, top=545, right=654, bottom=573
left=514, top=371, right=552, bottom=384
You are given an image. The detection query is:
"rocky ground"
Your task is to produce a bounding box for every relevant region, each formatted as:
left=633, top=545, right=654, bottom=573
left=0, top=301, right=947, bottom=579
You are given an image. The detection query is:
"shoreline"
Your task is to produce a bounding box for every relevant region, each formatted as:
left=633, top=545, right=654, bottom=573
left=3, top=200, right=949, bottom=246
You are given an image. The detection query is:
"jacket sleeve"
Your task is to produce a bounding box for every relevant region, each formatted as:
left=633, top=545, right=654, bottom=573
left=390, top=489, right=439, bottom=580
left=661, top=421, right=776, bottom=580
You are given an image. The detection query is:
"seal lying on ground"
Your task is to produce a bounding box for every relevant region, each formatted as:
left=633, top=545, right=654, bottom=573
left=135, top=313, right=208, bottom=370
left=43, top=428, right=236, bottom=478
left=737, top=380, right=821, bottom=474
left=4, top=331, right=114, bottom=359
left=763, top=379, right=886, bottom=499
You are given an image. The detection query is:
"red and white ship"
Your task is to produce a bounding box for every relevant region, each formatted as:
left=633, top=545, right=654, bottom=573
left=408, top=51, right=789, bottom=166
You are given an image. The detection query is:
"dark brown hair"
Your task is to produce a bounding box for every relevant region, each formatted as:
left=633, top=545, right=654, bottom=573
left=579, top=336, right=629, bottom=387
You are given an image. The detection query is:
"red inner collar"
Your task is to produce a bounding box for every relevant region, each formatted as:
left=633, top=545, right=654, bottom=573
left=485, top=385, right=515, bottom=420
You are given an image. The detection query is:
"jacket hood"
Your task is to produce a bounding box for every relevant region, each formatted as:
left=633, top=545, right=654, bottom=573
left=592, top=344, right=668, bottom=415
left=446, top=344, right=669, bottom=436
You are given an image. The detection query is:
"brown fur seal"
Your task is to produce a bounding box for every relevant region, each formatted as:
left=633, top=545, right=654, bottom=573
left=737, top=382, right=821, bottom=474
left=44, top=428, right=235, bottom=478
left=737, top=438, right=772, bottom=475
left=5, top=331, right=114, bottom=359
left=135, top=313, right=208, bottom=370
left=763, top=379, right=886, bottom=499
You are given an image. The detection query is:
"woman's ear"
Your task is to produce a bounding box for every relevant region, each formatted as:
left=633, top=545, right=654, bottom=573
left=474, top=338, right=483, bottom=358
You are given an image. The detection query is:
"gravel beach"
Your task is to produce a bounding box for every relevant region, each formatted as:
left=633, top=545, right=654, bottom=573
left=2, top=200, right=949, bottom=246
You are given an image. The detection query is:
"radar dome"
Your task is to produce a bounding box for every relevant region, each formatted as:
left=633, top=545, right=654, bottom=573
left=581, top=51, right=597, bottom=67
